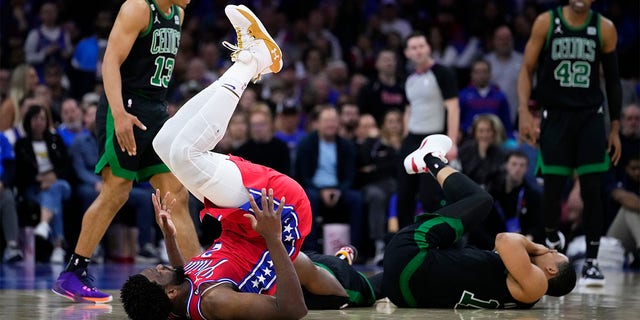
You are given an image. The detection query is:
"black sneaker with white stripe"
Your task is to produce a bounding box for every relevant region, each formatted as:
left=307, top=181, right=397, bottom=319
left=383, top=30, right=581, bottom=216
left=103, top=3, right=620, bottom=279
left=581, top=260, right=605, bottom=287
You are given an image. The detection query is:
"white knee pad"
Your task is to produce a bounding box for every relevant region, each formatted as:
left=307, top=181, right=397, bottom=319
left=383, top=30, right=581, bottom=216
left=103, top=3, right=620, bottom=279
left=152, top=123, right=175, bottom=165
left=154, top=113, right=225, bottom=170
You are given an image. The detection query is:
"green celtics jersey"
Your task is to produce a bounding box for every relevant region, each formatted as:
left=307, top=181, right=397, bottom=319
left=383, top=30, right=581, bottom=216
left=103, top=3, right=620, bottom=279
left=120, top=0, right=180, bottom=101
left=535, top=7, right=603, bottom=109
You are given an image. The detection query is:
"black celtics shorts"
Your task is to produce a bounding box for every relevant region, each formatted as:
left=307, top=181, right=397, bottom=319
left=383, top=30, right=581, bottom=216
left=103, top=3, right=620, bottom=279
left=95, top=93, right=171, bottom=181
left=537, top=107, right=610, bottom=176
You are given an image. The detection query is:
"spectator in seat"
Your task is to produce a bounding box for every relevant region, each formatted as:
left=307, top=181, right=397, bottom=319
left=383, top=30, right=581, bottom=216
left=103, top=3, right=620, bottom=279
left=14, top=105, right=72, bottom=263
left=295, top=106, right=362, bottom=253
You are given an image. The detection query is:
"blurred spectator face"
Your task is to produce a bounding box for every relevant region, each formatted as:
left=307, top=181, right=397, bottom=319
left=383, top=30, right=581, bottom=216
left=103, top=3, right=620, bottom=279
left=355, top=114, right=379, bottom=141
left=473, top=118, right=495, bottom=145
left=380, top=2, right=399, bottom=21
left=30, top=109, right=48, bottom=138
left=326, top=61, right=348, bottom=88
left=199, top=42, right=220, bottom=71
left=405, top=35, right=431, bottom=66
left=356, top=34, right=372, bottom=52
left=60, top=98, right=82, bottom=129
left=277, top=66, right=297, bottom=86
left=484, top=1, right=499, bottom=21
left=308, top=9, right=324, bottom=31
left=44, top=65, right=63, bottom=88
left=506, top=154, right=528, bottom=183
left=340, top=103, right=360, bottom=132
left=305, top=49, right=325, bottom=76
left=278, top=110, right=299, bottom=132
left=621, top=104, right=640, bottom=137
left=95, top=10, right=113, bottom=39
left=39, top=2, right=58, bottom=26
left=376, top=50, right=397, bottom=76
left=249, top=111, right=272, bottom=143
left=238, top=88, right=257, bottom=113
left=186, top=58, right=206, bottom=81
left=317, top=107, right=339, bottom=140
left=471, top=61, right=491, bottom=88
left=493, top=26, right=514, bottom=57
left=83, top=104, right=97, bottom=131
left=382, top=110, right=403, bottom=136
left=228, top=112, right=248, bottom=141
left=625, top=158, right=640, bottom=183
left=513, top=15, right=531, bottom=39
left=428, top=26, right=444, bottom=49
left=385, top=31, right=402, bottom=51
left=34, top=85, right=52, bottom=108
left=27, top=67, right=39, bottom=88
left=313, top=77, right=331, bottom=103
left=349, top=73, right=368, bottom=97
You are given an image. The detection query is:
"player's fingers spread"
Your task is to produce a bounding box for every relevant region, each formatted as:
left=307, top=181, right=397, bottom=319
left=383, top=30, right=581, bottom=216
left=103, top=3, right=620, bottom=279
left=166, top=198, right=176, bottom=212
left=260, top=188, right=269, bottom=214
left=275, top=197, right=285, bottom=215
left=152, top=193, right=159, bottom=210
left=248, top=193, right=260, bottom=215
left=268, top=188, right=275, bottom=212
left=243, top=214, right=257, bottom=228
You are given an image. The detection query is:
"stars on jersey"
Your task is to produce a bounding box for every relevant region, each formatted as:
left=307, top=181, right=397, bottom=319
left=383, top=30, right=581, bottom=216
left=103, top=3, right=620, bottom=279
left=239, top=251, right=278, bottom=293
left=243, top=188, right=303, bottom=248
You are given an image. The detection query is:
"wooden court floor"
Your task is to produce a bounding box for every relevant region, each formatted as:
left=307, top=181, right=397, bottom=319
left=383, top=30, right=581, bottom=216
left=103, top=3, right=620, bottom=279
left=0, top=262, right=638, bottom=319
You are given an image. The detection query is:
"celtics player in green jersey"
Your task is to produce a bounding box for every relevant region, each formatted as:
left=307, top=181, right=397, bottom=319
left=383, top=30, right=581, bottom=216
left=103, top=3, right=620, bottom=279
left=52, top=0, right=199, bottom=303
left=377, top=134, right=576, bottom=309
left=518, top=0, right=622, bottom=287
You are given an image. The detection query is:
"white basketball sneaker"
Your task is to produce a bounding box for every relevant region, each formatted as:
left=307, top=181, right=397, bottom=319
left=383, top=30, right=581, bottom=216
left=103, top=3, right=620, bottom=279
left=223, top=4, right=283, bottom=82
left=403, top=134, right=452, bottom=174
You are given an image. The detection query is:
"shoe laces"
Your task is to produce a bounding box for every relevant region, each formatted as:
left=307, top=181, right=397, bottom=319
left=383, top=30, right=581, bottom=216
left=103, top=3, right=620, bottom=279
left=75, top=270, right=98, bottom=290
left=222, top=41, right=242, bottom=62
left=222, top=40, right=262, bottom=83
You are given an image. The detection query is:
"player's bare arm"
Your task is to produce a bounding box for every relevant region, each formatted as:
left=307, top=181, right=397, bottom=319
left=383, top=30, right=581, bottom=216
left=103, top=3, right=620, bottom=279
left=102, top=0, right=150, bottom=157
left=600, top=16, right=622, bottom=165
left=517, top=12, right=550, bottom=146
left=201, top=189, right=307, bottom=320
left=495, top=233, right=548, bottom=303
left=152, top=189, right=187, bottom=266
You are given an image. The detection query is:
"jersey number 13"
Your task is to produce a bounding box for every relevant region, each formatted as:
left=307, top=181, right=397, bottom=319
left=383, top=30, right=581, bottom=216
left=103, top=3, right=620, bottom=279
left=151, top=56, right=175, bottom=88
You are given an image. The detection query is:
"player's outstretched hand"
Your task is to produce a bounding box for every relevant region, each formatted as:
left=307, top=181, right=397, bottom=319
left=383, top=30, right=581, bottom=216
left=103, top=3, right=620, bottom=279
left=152, top=189, right=177, bottom=238
left=113, top=111, right=147, bottom=156
left=245, top=188, right=284, bottom=242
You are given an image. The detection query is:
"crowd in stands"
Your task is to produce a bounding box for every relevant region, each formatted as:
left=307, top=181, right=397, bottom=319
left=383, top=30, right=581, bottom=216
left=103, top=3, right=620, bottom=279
left=0, top=0, right=638, bottom=266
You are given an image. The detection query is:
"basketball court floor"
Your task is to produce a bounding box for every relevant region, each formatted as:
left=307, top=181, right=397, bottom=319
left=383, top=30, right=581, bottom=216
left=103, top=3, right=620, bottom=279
left=0, top=262, right=638, bottom=319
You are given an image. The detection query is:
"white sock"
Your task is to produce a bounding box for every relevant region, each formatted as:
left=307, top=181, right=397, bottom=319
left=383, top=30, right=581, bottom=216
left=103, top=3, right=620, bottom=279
left=217, top=57, right=257, bottom=98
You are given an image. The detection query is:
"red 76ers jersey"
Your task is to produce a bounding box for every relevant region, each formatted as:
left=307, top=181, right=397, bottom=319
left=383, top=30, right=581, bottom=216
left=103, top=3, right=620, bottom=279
left=185, top=156, right=312, bottom=320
